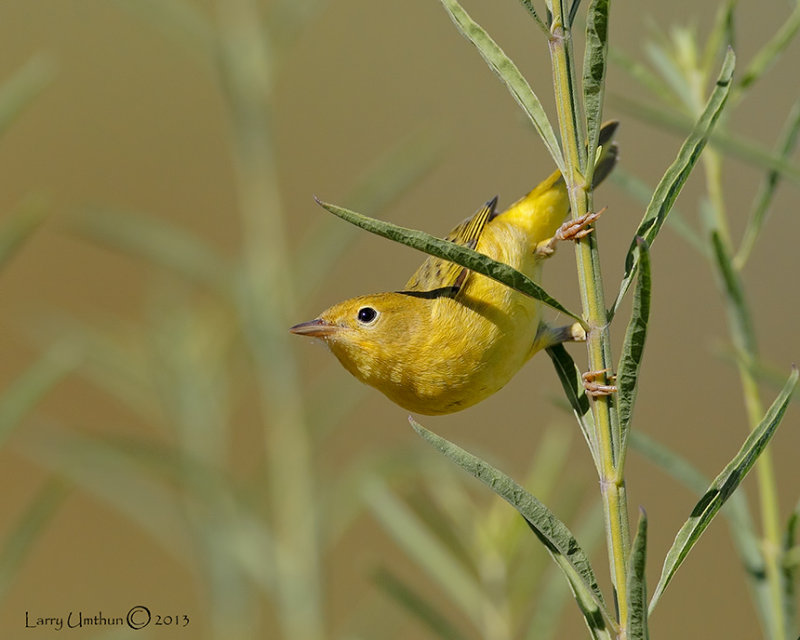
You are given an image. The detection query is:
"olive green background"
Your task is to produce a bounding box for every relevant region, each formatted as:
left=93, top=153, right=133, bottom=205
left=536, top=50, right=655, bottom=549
left=0, top=1, right=798, bottom=638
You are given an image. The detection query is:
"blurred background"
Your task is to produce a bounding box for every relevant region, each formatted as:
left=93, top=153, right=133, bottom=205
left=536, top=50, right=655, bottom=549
left=0, top=0, right=798, bottom=638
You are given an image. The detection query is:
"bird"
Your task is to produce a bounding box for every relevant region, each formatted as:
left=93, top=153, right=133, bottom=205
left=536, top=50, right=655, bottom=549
left=290, top=122, right=618, bottom=415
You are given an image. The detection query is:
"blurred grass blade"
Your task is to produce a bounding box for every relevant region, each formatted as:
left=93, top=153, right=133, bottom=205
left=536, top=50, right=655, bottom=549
left=545, top=343, right=598, bottom=468
left=609, top=168, right=705, bottom=256
left=582, top=0, right=609, bottom=179
left=738, top=3, right=800, bottom=92
left=626, top=510, right=649, bottom=640
left=0, top=480, right=69, bottom=600
left=410, top=419, right=614, bottom=632
left=372, top=566, right=469, bottom=640
left=365, top=480, right=485, bottom=629
left=735, top=97, right=800, bottom=269
left=0, top=54, right=56, bottom=138
left=649, top=366, right=799, bottom=613
left=315, top=198, right=582, bottom=321
left=0, top=346, right=78, bottom=448
left=0, top=197, right=48, bottom=271
left=297, top=128, right=442, bottom=298
left=617, top=237, right=651, bottom=456
left=611, top=48, right=735, bottom=317
left=69, top=208, right=233, bottom=291
left=611, top=94, right=800, bottom=184
left=711, top=232, right=756, bottom=354
left=439, top=0, right=564, bottom=171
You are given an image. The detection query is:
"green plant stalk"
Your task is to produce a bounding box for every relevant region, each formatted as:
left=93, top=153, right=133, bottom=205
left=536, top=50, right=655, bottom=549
left=214, top=2, right=324, bottom=639
left=705, top=144, right=786, bottom=640
left=548, top=2, right=631, bottom=634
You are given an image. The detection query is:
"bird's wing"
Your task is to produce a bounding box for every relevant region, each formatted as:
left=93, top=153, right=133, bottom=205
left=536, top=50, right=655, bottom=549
left=403, top=196, right=497, bottom=294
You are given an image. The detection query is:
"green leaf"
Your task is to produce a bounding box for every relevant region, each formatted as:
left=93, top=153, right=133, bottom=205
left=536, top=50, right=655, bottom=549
left=628, top=430, right=771, bottom=624
left=517, top=0, right=549, bottom=34
left=297, top=129, right=441, bottom=298
left=583, top=0, right=610, bottom=180
left=0, top=481, right=70, bottom=600
left=626, top=510, right=649, bottom=640
left=439, top=0, right=564, bottom=171
left=524, top=503, right=606, bottom=640
left=372, top=566, right=469, bottom=640
left=545, top=344, right=598, bottom=468
left=410, top=419, right=615, bottom=635
left=617, top=237, right=651, bottom=455
left=611, top=48, right=735, bottom=317
left=710, top=232, right=756, bottom=355
left=68, top=208, right=233, bottom=292
left=315, top=198, right=582, bottom=322
left=735, top=96, right=800, bottom=269
left=365, top=480, right=485, bottom=630
left=0, top=197, right=48, bottom=271
left=0, top=54, right=56, bottom=138
left=0, top=346, right=79, bottom=449
left=649, top=366, right=799, bottom=613
left=609, top=168, right=705, bottom=256
left=738, top=3, right=800, bottom=92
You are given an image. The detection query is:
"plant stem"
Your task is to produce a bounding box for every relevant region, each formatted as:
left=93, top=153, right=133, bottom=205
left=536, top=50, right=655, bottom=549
left=215, top=2, right=325, bottom=639
left=548, top=3, right=631, bottom=635
left=704, top=145, right=786, bottom=640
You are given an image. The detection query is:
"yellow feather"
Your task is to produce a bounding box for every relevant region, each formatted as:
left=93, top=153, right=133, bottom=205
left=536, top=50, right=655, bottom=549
left=291, top=122, right=618, bottom=415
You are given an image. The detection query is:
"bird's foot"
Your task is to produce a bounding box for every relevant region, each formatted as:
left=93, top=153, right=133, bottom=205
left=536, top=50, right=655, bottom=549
left=582, top=368, right=618, bottom=397
left=535, top=208, right=607, bottom=257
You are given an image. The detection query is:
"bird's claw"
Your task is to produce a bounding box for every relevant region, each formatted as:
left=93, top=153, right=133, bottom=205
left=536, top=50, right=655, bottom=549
left=582, top=368, right=617, bottom=397
left=557, top=207, right=607, bottom=242
left=535, top=208, right=607, bottom=257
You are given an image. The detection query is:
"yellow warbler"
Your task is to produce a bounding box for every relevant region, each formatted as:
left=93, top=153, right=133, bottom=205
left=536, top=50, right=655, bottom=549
left=291, top=123, right=618, bottom=415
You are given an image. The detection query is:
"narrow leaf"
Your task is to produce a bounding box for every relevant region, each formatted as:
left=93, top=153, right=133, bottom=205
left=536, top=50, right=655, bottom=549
left=738, top=3, right=800, bottom=92
left=617, top=237, right=651, bottom=454
left=583, top=0, right=610, bottom=179
left=0, top=54, right=56, bottom=138
left=609, top=168, right=705, bottom=256
left=316, top=198, right=582, bottom=322
left=545, top=344, right=599, bottom=468
left=629, top=430, right=770, bottom=623
left=711, top=232, right=756, bottom=355
left=439, top=0, right=564, bottom=171
left=626, top=510, right=649, bottom=640
left=735, top=96, right=800, bottom=269
left=649, top=366, right=799, bottom=612
left=372, top=566, right=469, bottom=640
left=517, top=0, right=549, bottom=34
left=611, top=48, right=735, bottom=316
left=410, top=419, right=614, bottom=632
left=0, top=197, right=48, bottom=271
left=0, top=481, right=69, bottom=599
left=0, top=346, right=78, bottom=448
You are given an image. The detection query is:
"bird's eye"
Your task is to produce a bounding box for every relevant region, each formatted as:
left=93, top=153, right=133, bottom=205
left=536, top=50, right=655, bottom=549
left=357, top=306, right=378, bottom=325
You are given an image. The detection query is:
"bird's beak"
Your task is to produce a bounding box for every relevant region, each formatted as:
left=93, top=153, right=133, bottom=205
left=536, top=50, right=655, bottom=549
left=289, top=318, right=340, bottom=338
